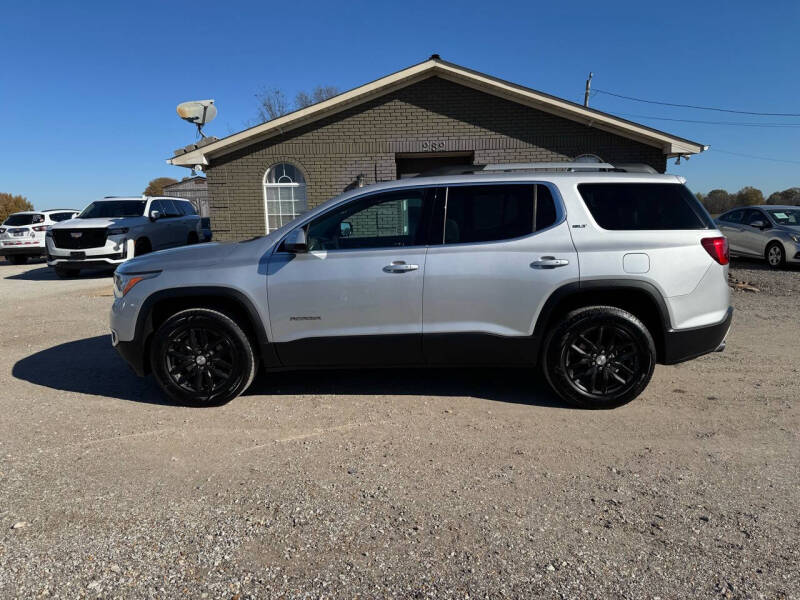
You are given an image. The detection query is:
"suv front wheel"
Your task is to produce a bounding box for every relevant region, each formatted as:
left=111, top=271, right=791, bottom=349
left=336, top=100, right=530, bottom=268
left=150, top=308, right=257, bottom=406
left=542, top=306, right=655, bottom=409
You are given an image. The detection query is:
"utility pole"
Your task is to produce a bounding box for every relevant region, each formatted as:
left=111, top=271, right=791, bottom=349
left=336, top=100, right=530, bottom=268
left=584, top=72, right=593, bottom=107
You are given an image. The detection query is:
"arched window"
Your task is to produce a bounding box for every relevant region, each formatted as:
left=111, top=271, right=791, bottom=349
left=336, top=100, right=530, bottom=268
left=263, top=163, right=307, bottom=232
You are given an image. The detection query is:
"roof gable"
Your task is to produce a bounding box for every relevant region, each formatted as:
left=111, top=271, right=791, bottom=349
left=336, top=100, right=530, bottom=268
left=168, top=58, right=706, bottom=168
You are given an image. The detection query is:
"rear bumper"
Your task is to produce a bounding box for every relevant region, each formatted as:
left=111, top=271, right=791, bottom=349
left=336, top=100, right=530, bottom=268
left=0, top=245, right=45, bottom=256
left=661, top=306, right=733, bottom=365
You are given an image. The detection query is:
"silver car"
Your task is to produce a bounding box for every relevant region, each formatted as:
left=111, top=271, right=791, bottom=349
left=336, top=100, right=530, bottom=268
left=110, top=165, right=732, bottom=409
left=716, top=205, right=800, bottom=268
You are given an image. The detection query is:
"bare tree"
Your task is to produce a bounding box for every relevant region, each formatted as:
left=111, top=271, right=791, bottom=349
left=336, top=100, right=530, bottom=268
left=255, top=88, right=290, bottom=122
left=255, top=85, right=339, bottom=123
left=295, top=85, right=339, bottom=109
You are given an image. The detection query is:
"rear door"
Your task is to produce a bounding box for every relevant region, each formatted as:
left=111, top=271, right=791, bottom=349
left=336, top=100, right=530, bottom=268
left=422, top=183, right=578, bottom=364
left=267, top=187, right=435, bottom=367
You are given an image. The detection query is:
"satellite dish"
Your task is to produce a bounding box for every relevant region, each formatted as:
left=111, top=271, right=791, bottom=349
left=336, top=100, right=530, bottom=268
left=177, top=99, right=217, bottom=138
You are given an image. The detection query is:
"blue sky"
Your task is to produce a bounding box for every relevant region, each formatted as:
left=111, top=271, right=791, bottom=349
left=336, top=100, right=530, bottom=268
left=2, top=0, right=798, bottom=210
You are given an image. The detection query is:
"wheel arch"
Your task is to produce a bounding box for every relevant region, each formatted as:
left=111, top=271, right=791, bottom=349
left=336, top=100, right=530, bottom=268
left=134, top=286, right=278, bottom=374
left=533, top=280, right=672, bottom=363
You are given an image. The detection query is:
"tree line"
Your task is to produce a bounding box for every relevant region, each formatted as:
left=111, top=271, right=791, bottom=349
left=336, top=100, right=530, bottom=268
left=696, top=186, right=800, bottom=214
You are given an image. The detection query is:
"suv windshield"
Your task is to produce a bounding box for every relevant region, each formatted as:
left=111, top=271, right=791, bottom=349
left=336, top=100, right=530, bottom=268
left=767, top=209, right=800, bottom=225
left=3, top=213, right=44, bottom=226
left=78, top=201, right=146, bottom=219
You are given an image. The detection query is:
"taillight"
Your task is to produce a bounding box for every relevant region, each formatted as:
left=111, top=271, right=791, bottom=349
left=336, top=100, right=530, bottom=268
left=32, top=225, right=49, bottom=232
left=701, top=236, right=729, bottom=265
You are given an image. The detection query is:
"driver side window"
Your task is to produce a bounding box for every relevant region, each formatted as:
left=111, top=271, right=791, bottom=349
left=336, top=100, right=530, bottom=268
left=306, top=189, right=430, bottom=251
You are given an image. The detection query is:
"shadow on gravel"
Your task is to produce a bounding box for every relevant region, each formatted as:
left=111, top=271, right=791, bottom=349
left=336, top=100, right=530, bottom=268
left=4, top=266, right=113, bottom=281
left=246, top=366, right=567, bottom=408
left=13, top=335, right=566, bottom=408
left=12, top=335, right=166, bottom=404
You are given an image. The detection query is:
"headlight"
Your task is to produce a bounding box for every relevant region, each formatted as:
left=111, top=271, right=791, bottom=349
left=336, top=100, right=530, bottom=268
left=791, top=234, right=800, bottom=244
left=113, top=270, right=160, bottom=298
left=107, top=227, right=129, bottom=236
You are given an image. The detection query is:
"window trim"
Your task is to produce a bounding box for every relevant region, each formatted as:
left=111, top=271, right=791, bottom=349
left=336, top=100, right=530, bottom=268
left=263, top=162, right=308, bottom=234
left=272, top=180, right=566, bottom=255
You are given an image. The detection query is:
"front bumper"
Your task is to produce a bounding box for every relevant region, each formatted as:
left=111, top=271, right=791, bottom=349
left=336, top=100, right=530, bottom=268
left=47, top=237, right=133, bottom=268
left=113, top=337, right=148, bottom=376
left=661, top=306, right=733, bottom=365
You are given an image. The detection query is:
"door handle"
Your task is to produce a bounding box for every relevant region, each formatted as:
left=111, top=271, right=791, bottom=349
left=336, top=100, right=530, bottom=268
left=383, top=261, right=419, bottom=273
left=531, top=256, right=570, bottom=269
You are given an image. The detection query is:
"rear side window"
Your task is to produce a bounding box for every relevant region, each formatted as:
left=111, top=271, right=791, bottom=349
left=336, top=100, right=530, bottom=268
left=49, top=212, right=75, bottom=222
left=444, top=184, right=558, bottom=244
left=578, top=183, right=712, bottom=230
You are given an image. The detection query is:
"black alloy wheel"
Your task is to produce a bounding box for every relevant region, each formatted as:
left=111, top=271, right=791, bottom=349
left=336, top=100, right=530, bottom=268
left=543, top=306, right=655, bottom=409
left=151, top=308, right=256, bottom=406
left=562, top=324, right=640, bottom=398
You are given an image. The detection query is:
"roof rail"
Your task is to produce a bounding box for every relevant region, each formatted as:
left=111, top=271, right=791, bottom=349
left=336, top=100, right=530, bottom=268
left=415, top=162, right=659, bottom=177
left=482, top=162, right=617, bottom=172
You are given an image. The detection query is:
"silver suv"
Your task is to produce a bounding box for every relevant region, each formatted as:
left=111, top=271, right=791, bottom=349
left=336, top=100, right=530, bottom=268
left=716, top=205, right=800, bottom=268
left=47, top=196, right=201, bottom=278
left=110, top=164, right=732, bottom=409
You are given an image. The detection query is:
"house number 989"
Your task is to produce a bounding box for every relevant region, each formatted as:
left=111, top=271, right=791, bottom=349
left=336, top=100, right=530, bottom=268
left=421, top=141, right=446, bottom=151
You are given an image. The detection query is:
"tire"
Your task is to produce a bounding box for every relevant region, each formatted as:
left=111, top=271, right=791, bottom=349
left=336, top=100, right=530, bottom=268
left=542, top=306, right=656, bottom=409
left=765, top=242, right=785, bottom=269
left=150, top=308, right=256, bottom=407
left=54, top=266, right=80, bottom=278
left=10, top=255, right=27, bottom=265
left=134, top=238, right=152, bottom=257
left=187, top=232, right=199, bottom=245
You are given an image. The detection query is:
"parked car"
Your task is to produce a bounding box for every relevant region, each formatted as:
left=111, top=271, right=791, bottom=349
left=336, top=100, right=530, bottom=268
left=47, top=196, right=201, bottom=278
left=715, top=205, right=800, bottom=268
left=200, top=217, right=213, bottom=242
left=0, top=209, right=79, bottom=264
left=110, top=164, right=732, bottom=409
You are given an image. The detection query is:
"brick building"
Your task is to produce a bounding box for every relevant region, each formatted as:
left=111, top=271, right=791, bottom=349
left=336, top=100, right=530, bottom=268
left=168, top=57, right=705, bottom=241
left=161, top=176, right=209, bottom=217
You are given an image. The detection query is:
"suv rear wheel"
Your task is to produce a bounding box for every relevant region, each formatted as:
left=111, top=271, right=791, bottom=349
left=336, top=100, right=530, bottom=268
left=150, top=308, right=256, bottom=406
left=542, top=306, right=655, bottom=409
left=9, top=255, right=27, bottom=265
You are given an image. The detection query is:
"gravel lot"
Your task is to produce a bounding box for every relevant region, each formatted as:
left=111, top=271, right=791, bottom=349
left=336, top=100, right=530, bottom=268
left=0, top=259, right=798, bottom=599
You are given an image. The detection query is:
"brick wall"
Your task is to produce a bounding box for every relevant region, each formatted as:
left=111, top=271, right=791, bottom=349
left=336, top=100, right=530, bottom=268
left=205, top=76, right=667, bottom=240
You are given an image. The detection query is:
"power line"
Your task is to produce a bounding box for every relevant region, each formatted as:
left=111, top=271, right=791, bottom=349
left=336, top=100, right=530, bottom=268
left=594, top=89, right=800, bottom=117
left=614, top=112, right=800, bottom=128
left=708, top=148, right=800, bottom=165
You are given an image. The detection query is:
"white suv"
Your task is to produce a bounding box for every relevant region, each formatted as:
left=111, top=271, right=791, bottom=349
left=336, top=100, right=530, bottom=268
left=110, top=164, right=732, bottom=409
left=47, top=196, right=201, bottom=277
left=1, top=209, right=79, bottom=264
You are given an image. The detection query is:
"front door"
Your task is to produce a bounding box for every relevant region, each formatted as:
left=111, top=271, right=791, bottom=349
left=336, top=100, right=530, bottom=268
left=267, top=187, right=435, bottom=367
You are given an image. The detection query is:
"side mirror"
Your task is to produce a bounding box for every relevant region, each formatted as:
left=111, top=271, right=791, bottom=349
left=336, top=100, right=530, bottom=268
left=750, top=220, right=767, bottom=229
left=340, top=221, right=353, bottom=237
left=149, top=210, right=161, bottom=222
left=284, top=227, right=307, bottom=253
